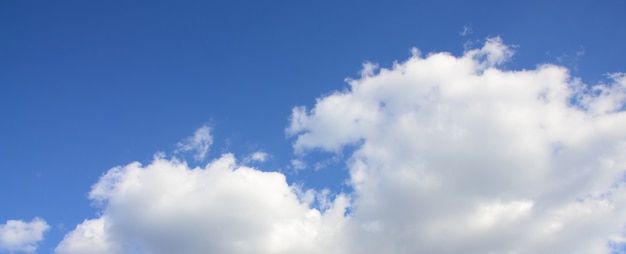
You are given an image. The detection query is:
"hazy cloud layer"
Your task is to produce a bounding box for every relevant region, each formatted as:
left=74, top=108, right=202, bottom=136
left=0, top=218, right=49, bottom=253
left=56, top=38, right=626, bottom=253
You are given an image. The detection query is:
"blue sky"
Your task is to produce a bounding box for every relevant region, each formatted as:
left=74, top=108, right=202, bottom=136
left=1, top=1, right=626, bottom=253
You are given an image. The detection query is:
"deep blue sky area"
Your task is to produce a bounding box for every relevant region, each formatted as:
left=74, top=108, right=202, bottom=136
left=1, top=1, right=625, bottom=252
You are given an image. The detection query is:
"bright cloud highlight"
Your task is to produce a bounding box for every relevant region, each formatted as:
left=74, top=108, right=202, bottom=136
left=0, top=218, right=49, bottom=253
left=56, top=38, right=626, bottom=253
left=288, top=37, right=626, bottom=253
left=55, top=154, right=349, bottom=254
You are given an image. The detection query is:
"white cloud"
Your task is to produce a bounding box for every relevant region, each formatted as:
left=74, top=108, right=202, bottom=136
left=0, top=218, right=49, bottom=253
left=175, top=125, right=213, bottom=161
left=460, top=25, right=473, bottom=36
left=290, top=159, right=307, bottom=171
left=243, top=151, right=269, bottom=164
left=56, top=155, right=349, bottom=254
left=55, top=217, right=119, bottom=254
left=57, top=38, right=626, bottom=254
left=288, top=37, right=626, bottom=253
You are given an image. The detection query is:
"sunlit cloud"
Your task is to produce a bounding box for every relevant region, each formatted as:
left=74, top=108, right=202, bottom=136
left=0, top=218, right=49, bottom=253
left=56, top=38, right=626, bottom=254
left=288, top=37, right=626, bottom=253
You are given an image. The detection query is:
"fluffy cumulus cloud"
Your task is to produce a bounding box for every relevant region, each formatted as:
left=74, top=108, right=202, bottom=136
left=288, top=37, right=626, bottom=253
left=55, top=154, right=349, bottom=254
left=0, top=218, right=49, bottom=253
left=56, top=38, right=626, bottom=253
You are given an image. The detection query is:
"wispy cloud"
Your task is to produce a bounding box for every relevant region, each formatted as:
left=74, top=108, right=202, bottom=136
left=460, top=24, right=473, bottom=36
left=243, top=151, right=269, bottom=164
left=290, top=159, right=307, bottom=171
left=175, top=125, right=213, bottom=161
